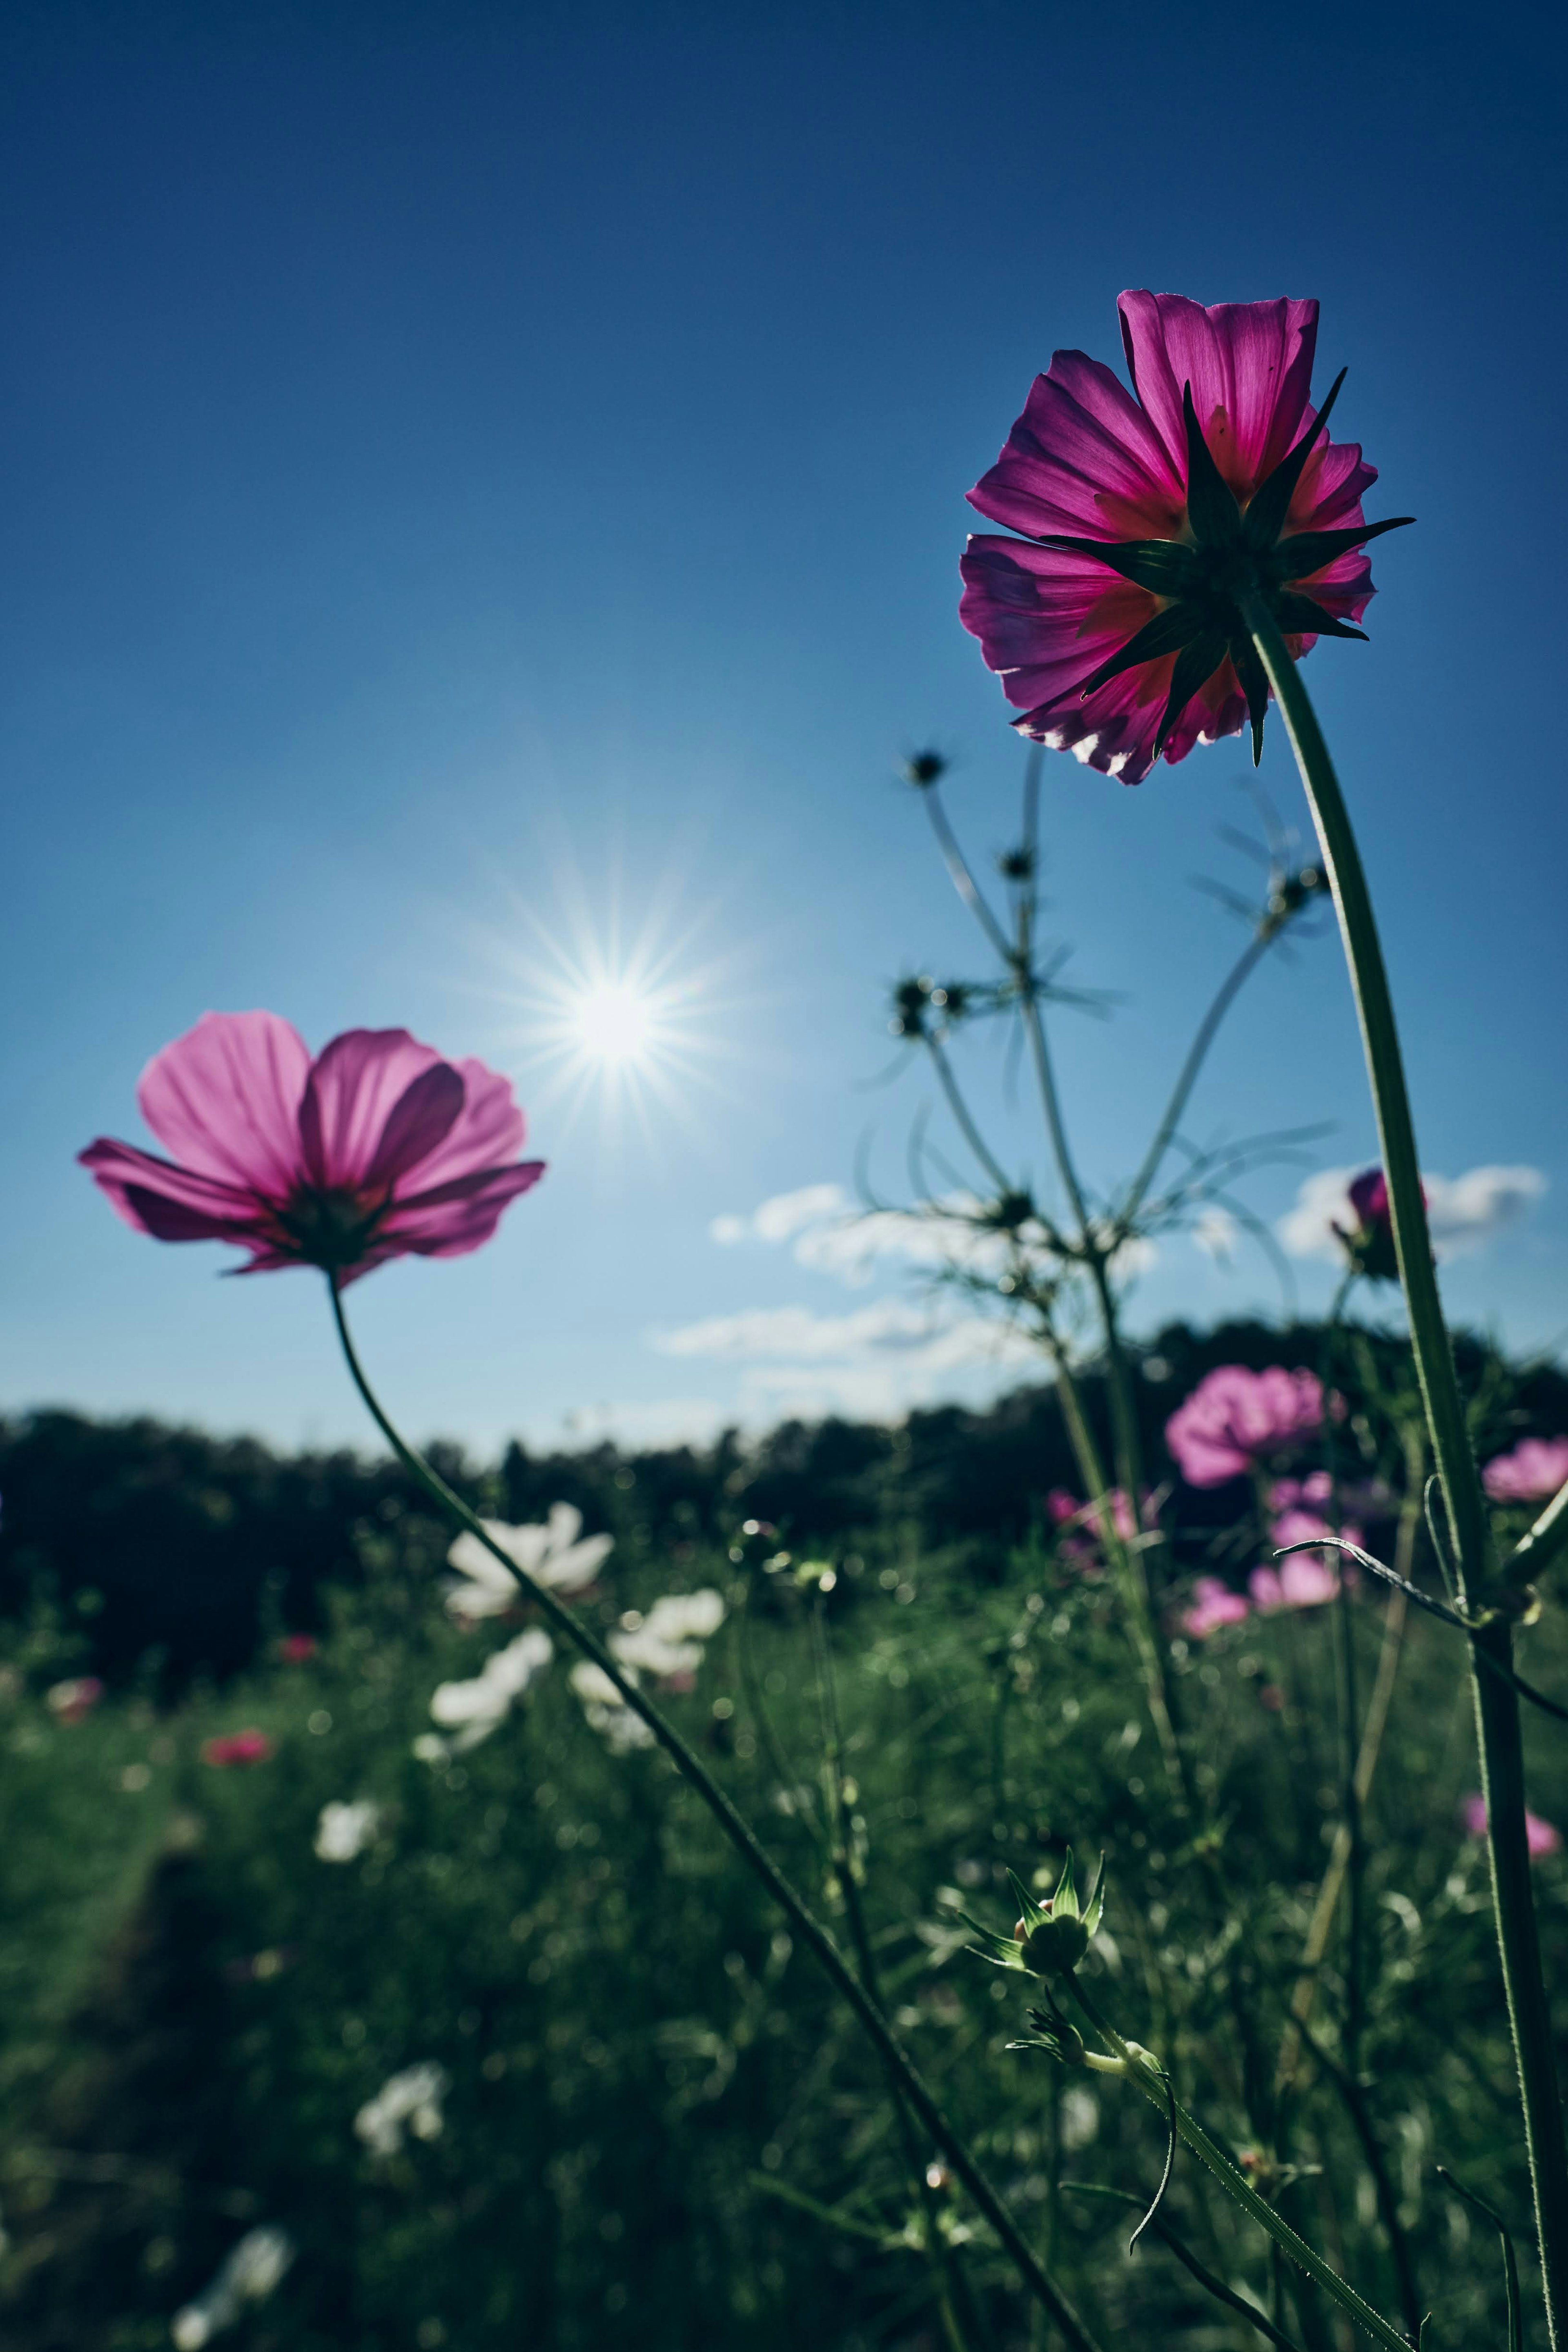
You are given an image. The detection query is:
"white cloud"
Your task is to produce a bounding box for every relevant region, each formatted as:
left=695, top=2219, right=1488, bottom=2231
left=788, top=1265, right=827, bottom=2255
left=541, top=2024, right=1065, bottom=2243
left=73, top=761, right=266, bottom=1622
left=1193, top=1207, right=1239, bottom=1264
left=706, top=1183, right=1155, bottom=1290
left=1279, top=1164, right=1546, bottom=1265
left=558, top=1397, right=734, bottom=1449
left=653, top=1298, right=1036, bottom=1370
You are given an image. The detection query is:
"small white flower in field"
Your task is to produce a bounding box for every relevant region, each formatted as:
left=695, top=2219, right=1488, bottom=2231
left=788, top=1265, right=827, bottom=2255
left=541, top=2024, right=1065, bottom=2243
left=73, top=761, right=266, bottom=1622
left=568, top=1659, right=655, bottom=1753
left=411, top=1733, right=450, bottom=1765
left=169, top=2224, right=294, bottom=2347
left=314, top=1799, right=381, bottom=1863
left=609, top=1589, right=725, bottom=1681
left=428, top=1627, right=553, bottom=1752
left=445, top=1505, right=614, bottom=1618
left=354, top=2062, right=450, bottom=2158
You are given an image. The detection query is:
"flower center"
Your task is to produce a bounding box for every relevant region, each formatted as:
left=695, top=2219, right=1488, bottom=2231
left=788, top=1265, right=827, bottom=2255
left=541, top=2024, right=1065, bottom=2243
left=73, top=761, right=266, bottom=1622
left=274, top=1185, right=388, bottom=1269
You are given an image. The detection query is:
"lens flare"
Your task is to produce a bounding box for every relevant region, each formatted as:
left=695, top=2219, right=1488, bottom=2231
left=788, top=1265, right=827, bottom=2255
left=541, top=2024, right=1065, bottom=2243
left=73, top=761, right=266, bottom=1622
left=570, top=983, right=658, bottom=1067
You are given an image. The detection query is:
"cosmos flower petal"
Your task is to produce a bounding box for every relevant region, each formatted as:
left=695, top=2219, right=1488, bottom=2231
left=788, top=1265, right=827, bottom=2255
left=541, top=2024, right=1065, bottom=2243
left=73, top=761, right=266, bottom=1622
left=78, top=1139, right=270, bottom=1246
left=967, top=350, right=1183, bottom=541
left=136, top=1011, right=312, bottom=1197
left=375, top=1161, right=548, bottom=1257
left=1118, top=291, right=1319, bottom=488
left=397, top=1057, right=528, bottom=1192
left=297, top=1029, right=450, bottom=1189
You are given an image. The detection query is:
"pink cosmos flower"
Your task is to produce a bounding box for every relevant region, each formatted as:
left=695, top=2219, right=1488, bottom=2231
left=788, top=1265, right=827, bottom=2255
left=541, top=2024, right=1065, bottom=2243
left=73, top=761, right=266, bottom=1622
left=1165, top=1364, right=1325, bottom=1488
left=960, top=292, right=1410, bottom=784
left=1483, top=1438, right=1568, bottom=1505
left=46, top=1675, right=105, bottom=1723
left=278, top=1634, right=318, bottom=1664
left=202, top=1728, right=274, bottom=1766
left=1462, top=1793, right=1562, bottom=1860
left=1249, top=1553, right=1340, bottom=1613
left=1180, top=1576, right=1251, bottom=1639
left=80, top=1012, right=544, bottom=1286
left=1268, top=1471, right=1333, bottom=1513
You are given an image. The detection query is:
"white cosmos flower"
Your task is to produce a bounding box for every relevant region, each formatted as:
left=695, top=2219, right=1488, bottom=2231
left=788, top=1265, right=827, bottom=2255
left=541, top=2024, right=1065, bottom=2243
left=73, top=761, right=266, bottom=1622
left=428, top=1627, right=553, bottom=1752
left=354, top=2062, right=449, bottom=2159
left=609, top=1588, right=726, bottom=1680
left=314, top=1800, right=381, bottom=1864
left=445, top=1504, right=614, bottom=1618
left=568, top=1659, right=656, bottom=1753
left=169, top=2225, right=294, bottom=2348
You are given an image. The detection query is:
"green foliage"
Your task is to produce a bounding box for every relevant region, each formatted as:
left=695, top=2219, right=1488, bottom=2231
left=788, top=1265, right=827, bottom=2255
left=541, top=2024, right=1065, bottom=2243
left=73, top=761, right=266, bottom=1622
left=1, top=1342, right=1566, bottom=2348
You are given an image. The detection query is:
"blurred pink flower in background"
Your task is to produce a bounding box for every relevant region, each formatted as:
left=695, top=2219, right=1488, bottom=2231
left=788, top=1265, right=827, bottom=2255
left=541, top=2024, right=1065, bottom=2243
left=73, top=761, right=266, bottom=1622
left=1165, top=1364, right=1325, bottom=1487
left=46, top=1675, right=105, bottom=1723
left=81, top=1012, right=544, bottom=1286
left=960, top=292, right=1401, bottom=783
left=1249, top=1554, right=1340, bottom=1613
left=203, top=1729, right=274, bottom=1767
left=1180, top=1576, right=1250, bottom=1639
left=1268, top=1471, right=1333, bottom=1512
left=1483, top=1438, right=1568, bottom=1504
left=278, top=1634, right=317, bottom=1664
left=1462, top=1794, right=1561, bottom=1859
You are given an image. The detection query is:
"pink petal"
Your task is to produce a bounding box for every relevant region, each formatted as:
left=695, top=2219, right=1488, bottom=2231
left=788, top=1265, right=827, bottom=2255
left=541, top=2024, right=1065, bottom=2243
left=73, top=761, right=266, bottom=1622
left=1118, top=291, right=1319, bottom=495
left=334, top=1161, right=547, bottom=1283
left=78, top=1138, right=274, bottom=1248
left=297, top=1030, right=453, bottom=1190
left=966, top=349, right=1183, bottom=542
left=136, top=1012, right=312, bottom=1200
left=391, top=1057, right=528, bottom=1195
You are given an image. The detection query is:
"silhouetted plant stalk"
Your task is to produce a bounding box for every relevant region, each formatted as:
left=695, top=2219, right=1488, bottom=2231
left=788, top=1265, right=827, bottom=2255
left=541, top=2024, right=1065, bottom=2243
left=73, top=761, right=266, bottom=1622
left=327, top=1277, right=1102, bottom=2352
left=903, top=758, right=1320, bottom=1800
left=1244, top=592, right=1568, bottom=2343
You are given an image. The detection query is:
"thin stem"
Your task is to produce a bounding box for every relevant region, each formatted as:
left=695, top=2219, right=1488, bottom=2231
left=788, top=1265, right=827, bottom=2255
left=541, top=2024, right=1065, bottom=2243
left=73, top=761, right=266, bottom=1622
left=922, top=780, right=1015, bottom=964
left=812, top=1612, right=991, bottom=2352
left=924, top=1032, right=1017, bottom=1198
left=1245, top=591, right=1568, bottom=2344
left=1060, top=2183, right=1305, bottom=2352
left=327, top=1280, right=1097, bottom=2351
left=1121, top=929, right=1273, bottom=1226
left=1067, top=1976, right=1409, bottom=2352
left=1043, top=1330, right=1184, bottom=1799
left=1289, top=2016, right=1423, bottom=2344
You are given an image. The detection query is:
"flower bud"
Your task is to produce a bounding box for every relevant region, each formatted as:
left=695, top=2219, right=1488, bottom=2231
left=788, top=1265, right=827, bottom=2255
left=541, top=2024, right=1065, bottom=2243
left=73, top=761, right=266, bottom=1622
left=1020, top=1911, right=1091, bottom=1977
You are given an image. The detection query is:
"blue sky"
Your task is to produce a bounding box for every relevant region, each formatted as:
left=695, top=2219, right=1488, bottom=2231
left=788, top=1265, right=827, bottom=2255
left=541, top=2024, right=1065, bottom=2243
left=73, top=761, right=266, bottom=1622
left=2, top=0, right=1564, bottom=1455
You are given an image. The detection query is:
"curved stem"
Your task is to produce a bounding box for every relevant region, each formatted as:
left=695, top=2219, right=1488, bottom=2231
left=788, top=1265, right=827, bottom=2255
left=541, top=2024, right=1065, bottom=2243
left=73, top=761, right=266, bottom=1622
left=924, top=1033, right=1017, bottom=1199
left=1067, top=1977, right=1409, bottom=2352
left=1244, top=591, right=1568, bottom=2346
left=326, top=1279, right=1100, bottom=2352
left=1122, top=929, right=1274, bottom=1226
left=923, top=781, right=1015, bottom=964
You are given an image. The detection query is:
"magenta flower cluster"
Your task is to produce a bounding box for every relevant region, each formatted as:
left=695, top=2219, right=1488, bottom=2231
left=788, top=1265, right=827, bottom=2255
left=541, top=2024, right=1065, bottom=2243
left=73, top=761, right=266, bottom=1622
left=1483, top=1438, right=1568, bottom=1505
left=82, top=1012, right=544, bottom=1287
left=1164, top=1363, right=1326, bottom=1489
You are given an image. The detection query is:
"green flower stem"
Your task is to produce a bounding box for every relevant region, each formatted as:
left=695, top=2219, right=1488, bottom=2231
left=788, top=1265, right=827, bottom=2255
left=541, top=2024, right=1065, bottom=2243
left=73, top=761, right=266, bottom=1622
left=1243, top=591, right=1568, bottom=2345
left=1067, top=1976, right=1408, bottom=2352
left=327, top=1279, right=1101, bottom=2352
left=1042, top=1331, right=1185, bottom=1801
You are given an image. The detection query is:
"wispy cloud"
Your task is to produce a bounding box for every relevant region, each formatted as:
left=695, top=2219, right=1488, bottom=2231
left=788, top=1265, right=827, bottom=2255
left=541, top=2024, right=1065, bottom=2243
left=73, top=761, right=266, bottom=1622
left=1279, top=1165, right=1546, bottom=1264
left=709, top=1182, right=1155, bottom=1287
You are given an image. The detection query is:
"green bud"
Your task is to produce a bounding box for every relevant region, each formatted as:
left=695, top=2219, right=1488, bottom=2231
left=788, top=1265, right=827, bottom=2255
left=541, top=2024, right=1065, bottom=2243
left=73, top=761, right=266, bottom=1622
left=1020, top=1912, right=1090, bottom=1977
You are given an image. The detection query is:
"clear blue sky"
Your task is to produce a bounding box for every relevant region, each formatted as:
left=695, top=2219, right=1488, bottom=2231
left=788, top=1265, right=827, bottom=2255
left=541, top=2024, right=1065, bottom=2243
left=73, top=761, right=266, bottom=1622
left=3, top=0, right=1564, bottom=1455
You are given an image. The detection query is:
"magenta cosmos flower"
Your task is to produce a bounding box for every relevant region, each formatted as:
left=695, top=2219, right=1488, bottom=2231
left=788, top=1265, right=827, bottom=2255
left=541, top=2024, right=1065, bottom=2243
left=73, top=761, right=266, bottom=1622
left=960, top=292, right=1411, bottom=784
left=1463, top=1793, right=1561, bottom=1861
left=81, top=1013, right=544, bottom=1286
left=1483, top=1437, right=1568, bottom=1505
left=1165, top=1363, right=1325, bottom=1488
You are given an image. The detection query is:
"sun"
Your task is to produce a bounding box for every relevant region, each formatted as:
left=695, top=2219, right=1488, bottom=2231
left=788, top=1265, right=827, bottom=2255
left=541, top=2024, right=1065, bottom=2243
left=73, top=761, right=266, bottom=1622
left=570, top=981, right=659, bottom=1067
left=472, top=855, right=743, bottom=1157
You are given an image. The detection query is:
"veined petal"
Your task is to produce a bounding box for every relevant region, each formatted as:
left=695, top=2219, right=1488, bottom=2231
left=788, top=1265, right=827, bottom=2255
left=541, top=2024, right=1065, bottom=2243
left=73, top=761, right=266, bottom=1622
left=298, top=1030, right=452, bottom=1190
left=967, top=349, right=1183, bottom=542
left=393, top=1057, right=528, bottom=1195
left=371, top=1161, right=547, bottom=1260
left=136, top=1012, right=312, bottom=1199
left=78, top=1138, right=274, bottom=1248
left=1118, top=291, right=1319, bottom=494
